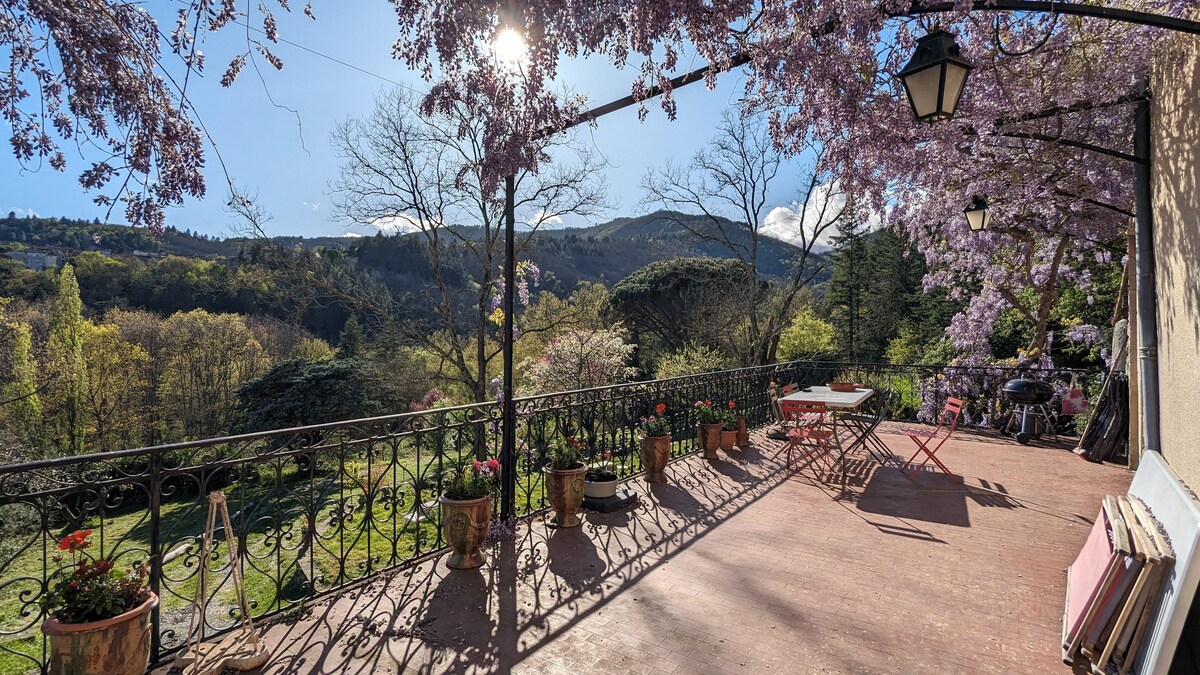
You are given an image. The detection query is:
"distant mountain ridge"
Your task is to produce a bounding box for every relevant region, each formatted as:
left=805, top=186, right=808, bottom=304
left=0, top=210, right=827, bottom=293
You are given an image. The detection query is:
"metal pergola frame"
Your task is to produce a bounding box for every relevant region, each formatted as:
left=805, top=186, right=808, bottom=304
left=497, top=0, right=1200, bottom=520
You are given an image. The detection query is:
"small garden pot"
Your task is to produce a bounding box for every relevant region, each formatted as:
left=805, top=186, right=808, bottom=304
left=736, top=415, right=750, bottom=448
left=438, top=494, right=492, bottom=569
left=639, top=435, right=671, bottom=483
left=720, top=429, right=737, bottom=451
left=43, top=593, right=157, bottom=675
left=545, top=464, right=587, bottom=527
left=584, top=477, right=619, bottom=499
left=699, top=423, right=722, bottom=459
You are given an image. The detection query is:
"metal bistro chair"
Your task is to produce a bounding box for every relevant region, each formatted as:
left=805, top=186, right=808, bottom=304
left=840, top=387, right=899, bottom=467
left=779, top=399, right=835, bottom=477
left=766, top=383, right=801, bottom=441
left=901, top=397, right=964, bottom=480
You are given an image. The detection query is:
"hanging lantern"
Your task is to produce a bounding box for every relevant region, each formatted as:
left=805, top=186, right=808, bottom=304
left=964, top=195, right=991, bottom=231
left=897, top=29, right=974, bottom=122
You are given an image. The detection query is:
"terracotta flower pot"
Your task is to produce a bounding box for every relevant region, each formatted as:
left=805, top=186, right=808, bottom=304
left=639, top=435, right=671, bottom=483
left=720, top=429, right=737, bottom=451
left=438, top=495, right=492, bottom=569
left=544, top=464, right=587, bottom=527
left=736, top=415, right=750, bottom=448
left=699, top=423, right=722, bottom=459
left=42, top=593, right=157, bottom=675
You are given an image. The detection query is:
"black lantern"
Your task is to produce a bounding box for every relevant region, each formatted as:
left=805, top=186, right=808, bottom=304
left=897, top=29, right=973, bottom=122
left=964, top=195, right=990, bottom=231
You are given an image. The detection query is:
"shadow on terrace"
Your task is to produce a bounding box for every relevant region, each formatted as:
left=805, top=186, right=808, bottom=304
left=243, top=424, right=1129, bottom=675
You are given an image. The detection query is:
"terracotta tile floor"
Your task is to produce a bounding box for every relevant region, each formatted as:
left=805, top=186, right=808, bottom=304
left=205, top=425, right=1131, bottom=674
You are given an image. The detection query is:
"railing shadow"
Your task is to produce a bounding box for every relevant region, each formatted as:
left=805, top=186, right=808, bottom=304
left=252, top=432, right=796, bottom=673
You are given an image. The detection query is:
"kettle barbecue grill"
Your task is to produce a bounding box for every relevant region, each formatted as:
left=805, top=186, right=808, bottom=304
left=1001, top=376, right=1057, bottom=445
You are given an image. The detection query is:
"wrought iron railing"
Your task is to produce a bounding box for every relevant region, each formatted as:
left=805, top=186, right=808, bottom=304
left=0, top=359, right=1098, bottom=673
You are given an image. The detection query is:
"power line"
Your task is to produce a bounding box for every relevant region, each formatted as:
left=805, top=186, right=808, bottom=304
left=168, top=1, right=426, bottom=95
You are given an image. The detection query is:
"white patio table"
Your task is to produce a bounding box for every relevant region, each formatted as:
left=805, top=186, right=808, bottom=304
left=780, top=386, right=876, bottom=483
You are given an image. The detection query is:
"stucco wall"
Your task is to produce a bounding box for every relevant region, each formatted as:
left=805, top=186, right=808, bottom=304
left=1150, top=35, right=1200, bottom=491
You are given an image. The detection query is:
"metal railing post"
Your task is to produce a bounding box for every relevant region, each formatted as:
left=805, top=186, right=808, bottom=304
left=148, top=445, right=162, bottom=662
left=500, top=175, right=517, bottom=522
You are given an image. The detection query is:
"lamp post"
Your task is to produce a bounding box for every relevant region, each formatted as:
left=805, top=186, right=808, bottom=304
left=964, top=195, right=990, bottom=231
left=896, top=29, right=974, bottom=122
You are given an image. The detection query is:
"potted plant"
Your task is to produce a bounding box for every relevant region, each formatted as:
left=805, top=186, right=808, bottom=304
left=584, top=449, right=620, bottom=499
left=729, top=399, right=750, bottom=447
left=544, top=435, right=587, bottom=527
left=439, top=457, right=501, bottom=569
left=719, top=404, right=739, bottom=452
left=638, top=403, right=671, bottom=483
left=40, top=530, right=156, bottom=675
left=694, top=399, right=722, bottom=459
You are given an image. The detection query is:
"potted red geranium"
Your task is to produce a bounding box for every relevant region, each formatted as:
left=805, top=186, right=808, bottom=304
left=40, top=530, right=156, bottom=675
left=543, top=435, right=587, bottom=527
left=439, top=458, right=501, bottom=569
left=694, top=399, right=721, bottom=459
left=724, top=399, right=750, bottom=448
left=638, top=403, right=672, bottom=483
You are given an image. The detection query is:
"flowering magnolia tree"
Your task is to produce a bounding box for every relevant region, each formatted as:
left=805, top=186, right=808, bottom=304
left=522, top=329, right=635, bottom=394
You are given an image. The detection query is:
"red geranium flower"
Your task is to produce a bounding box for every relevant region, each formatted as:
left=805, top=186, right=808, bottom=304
left=728, top=401, right=736, bottom=410
left=655, top=403, right=666, bottom=415
left=58, top=530, right=92, bottom=554
left=485, top=458, right=501, bottom=471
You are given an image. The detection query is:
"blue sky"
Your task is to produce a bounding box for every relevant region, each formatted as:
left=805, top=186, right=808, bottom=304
left=0, top=3, right=823, bottom=240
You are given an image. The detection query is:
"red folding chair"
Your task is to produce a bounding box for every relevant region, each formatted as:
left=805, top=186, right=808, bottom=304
left=902, top=397, right=963, bottom=480
left=779, top=399, right=835, bottom=475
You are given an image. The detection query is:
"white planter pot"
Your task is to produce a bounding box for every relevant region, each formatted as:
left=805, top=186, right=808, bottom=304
left=584, top=479, right=618, bottom=499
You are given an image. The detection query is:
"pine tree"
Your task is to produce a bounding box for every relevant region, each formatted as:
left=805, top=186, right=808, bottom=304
left=825, top=203, right=871, bottom=360
left=858, top=229, right=918, bottom=361
left=47, top=264, right=88, bottom=454
left=337, top=316, right=366, bottom=359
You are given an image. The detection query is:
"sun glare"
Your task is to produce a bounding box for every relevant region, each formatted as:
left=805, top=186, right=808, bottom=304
left=493, top=28, right=527, bottom=65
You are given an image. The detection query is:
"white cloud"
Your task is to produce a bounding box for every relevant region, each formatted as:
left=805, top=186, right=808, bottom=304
left=368, top=213, right=425, bottom=235
left=7, top=207, right=39, bottom=218
left=341, top=231, right=364, bottom=238
left=760, top=181, right=883, bottom=249
left=524, top=209, right=564, bottom=227
left=302, top=201, right=321, bottom=211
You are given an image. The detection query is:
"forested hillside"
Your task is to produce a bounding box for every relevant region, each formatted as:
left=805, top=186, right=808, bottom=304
left=0, top=207, right=1114, bottom=463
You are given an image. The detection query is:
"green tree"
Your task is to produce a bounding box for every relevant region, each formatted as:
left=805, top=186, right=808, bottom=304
left=159, top=310, right=269, bottom=439
left=825, top=209, right=871, bottom=361
left=777, top=309, right=837, bottom=361
left=81, top=321, right=151, bottom=451
left=235, top=358, right=384, bottom=433
left=653, top=342, right=732, bottom=379
left=337, top=315, right=365, bottom=359
left=609, top=257, right=751, bottom=364
left=3, top=321, right=43, bottom=450
left=46, top=264, right=88, bottom=454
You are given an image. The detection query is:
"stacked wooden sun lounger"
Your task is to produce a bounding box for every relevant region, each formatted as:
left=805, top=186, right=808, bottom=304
left=1062, top=494, right=1175, bottom=675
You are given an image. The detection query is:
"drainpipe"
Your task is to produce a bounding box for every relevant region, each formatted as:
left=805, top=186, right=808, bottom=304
left=1133, top=92, right=1161, bottom=455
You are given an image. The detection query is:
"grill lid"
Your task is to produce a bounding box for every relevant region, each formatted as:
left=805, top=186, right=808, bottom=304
left=1002, top=376, right=1055, bottom=403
